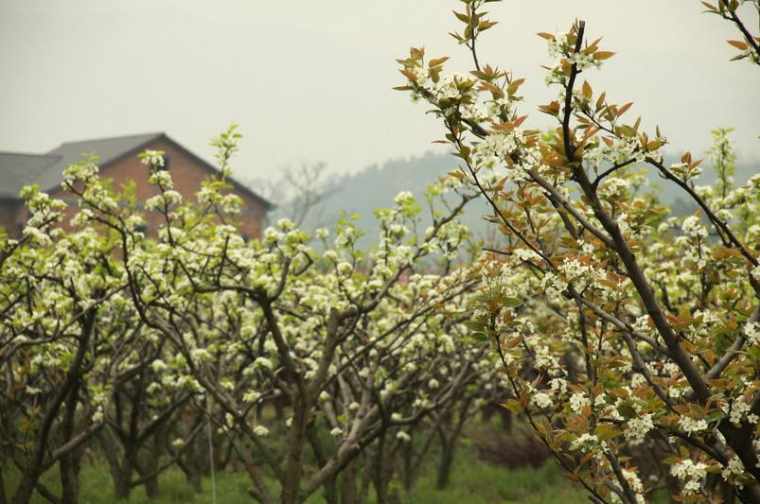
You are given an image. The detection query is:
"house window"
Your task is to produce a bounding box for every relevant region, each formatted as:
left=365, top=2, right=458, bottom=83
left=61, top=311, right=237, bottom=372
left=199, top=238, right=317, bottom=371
left=159, top=154, right=170, bottom=171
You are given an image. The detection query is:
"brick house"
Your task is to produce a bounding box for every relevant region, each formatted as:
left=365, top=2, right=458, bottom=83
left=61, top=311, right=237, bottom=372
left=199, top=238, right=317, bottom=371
left=0, top=132, right=272, bottom=239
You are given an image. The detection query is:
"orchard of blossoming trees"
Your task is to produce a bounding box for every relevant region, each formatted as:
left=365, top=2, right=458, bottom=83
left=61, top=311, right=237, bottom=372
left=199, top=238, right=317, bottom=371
left=397, top=0, right=760, bottom=502
left=0, top=118, right=513, bottom=504
left=1, top=1, right=759, bottom=504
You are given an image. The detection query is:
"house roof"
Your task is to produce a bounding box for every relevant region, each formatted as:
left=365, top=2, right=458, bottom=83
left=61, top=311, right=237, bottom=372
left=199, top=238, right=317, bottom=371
left=38, top=132, right=164, bottom=193
left=0, top=152, right=61, bottom=200
left=0, top=132, right=273, bottom=210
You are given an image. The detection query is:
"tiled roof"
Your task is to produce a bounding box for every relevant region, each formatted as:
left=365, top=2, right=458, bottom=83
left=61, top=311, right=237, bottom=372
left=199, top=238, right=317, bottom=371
left=0, top=152, right=61, bottom=199
left=38, top=132, right=163, bottom=192
left=0, top=133, right=273, bottom=209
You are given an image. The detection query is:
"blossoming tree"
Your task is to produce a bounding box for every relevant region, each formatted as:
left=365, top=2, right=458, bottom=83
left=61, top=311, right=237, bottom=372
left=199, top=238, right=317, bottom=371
left=0, top=185, right=140, bottom=504
left=398, top=0, right=760, bottom=502
left=22, top=123, right=499, bottom=504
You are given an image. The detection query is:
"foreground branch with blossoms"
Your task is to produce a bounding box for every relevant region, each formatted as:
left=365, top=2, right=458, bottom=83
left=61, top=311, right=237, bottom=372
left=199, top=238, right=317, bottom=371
left=399, top=0, right=760, bottom=502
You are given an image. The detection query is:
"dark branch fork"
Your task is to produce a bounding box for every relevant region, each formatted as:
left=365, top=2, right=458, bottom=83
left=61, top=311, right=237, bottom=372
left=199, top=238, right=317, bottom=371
left=558, top=20, right=760, bottom=496
left=717, top=0, right=760, bottom=62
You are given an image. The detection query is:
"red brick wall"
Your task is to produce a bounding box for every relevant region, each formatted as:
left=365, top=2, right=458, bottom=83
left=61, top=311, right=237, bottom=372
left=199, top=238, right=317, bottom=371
left=0, top=200, right=23, bottom=237
left=49, top=139, right=266, bottom=239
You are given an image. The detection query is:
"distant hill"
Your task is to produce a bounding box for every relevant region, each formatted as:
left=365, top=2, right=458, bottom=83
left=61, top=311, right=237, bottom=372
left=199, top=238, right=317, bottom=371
left=280, top=152, right=492, bottom=246
left=265, top=151, right=758, bottom=245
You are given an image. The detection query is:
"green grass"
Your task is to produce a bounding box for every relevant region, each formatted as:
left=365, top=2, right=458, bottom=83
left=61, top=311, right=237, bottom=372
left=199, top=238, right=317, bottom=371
left=4, top=441, right=589, bottom=504
left=5, top=465, right=255, bottom=504
left=391, top=449, right=587, bottom=504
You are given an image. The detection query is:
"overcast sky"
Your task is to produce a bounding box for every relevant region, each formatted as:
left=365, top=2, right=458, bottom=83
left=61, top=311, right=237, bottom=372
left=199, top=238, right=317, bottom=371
left=1, top=1, right=758, bottom=182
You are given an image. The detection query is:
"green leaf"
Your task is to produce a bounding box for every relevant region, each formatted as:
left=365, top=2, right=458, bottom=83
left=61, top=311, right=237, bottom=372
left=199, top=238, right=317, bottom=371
left=453, top=10, right=470, bottom=23
left=503, top=399, right=523, bottom=414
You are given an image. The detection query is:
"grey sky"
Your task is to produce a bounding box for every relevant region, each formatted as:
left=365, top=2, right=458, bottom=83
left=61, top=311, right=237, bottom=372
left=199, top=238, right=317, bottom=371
left=1, top=1, right=758, bottom=183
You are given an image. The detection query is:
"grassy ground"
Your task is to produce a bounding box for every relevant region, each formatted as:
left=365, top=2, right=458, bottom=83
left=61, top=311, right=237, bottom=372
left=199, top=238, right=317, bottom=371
left=4, top=440, right=589, bottom=504
left=392, top=449, right=588, bottom=504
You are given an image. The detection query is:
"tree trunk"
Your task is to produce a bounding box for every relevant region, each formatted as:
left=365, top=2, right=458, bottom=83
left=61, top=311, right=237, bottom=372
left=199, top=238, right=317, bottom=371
left=11, top=311, right=96, bottom=504
left=60, top=448, right=83, bottom=504
left=188, top=469, right=203, bottom=494
left=340, top=460, right=358, bottom=504
left=218, top=438, right=235, bottom=472
left=402, top=442, right=413, bottom=493
left=136, top=432, right=162, bottom=498
left=322, top=477, right=339, bottom=504
left=372, top=474, right=388, bottom=504
left=177, top=435, right=204, bottom=494
left=280, top=396, right=310, bottom=504
left=435, top=412, right=454, bottom=491
left=143, top=469, right=160, bottom=498
left=499, top=408, right=512, bottom=433
left=60, top=372, right=83, bottom=504
left=274, top=395, right=286, bottom=421
left=137, top=456, right=160, bottom=498
left=113, top=464, right=134, bottom=500
left=436, top=397, right=472, bottom=491
left=435, top=442, right=455, bottom=490
left=359, top=455, right=372, bottom=504
left=371, top=433, right=395, bottom=504
left=99, top=429, right=134, bottom=499
left=387, top=487, right=402, bottom=504
left=11, top=474, right=38, bottom=504
left=0, top=465, right=8, bottom=504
